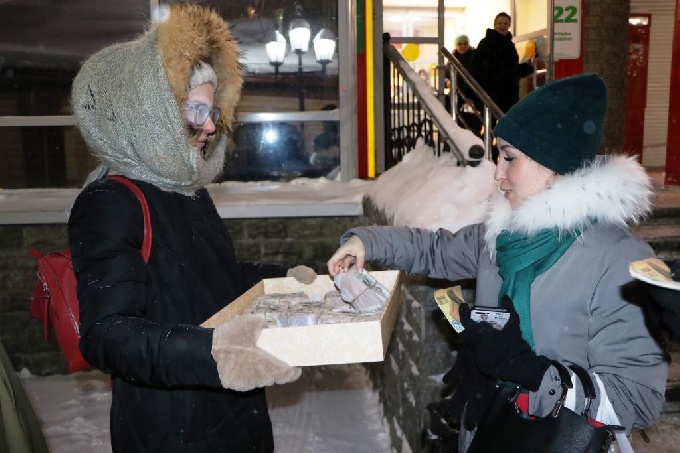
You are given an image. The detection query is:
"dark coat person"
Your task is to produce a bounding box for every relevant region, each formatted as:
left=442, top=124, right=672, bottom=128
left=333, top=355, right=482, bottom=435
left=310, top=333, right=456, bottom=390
left=445, top=35, right=475, bottom=112
left=445, top=35, right=482, bottom=136
left=469, top=12, right=534, bottom=114
left=69, top=4, right=302, bottom=452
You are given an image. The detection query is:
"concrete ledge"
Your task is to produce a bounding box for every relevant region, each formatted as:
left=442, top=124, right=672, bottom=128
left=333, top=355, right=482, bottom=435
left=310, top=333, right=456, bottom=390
left=0, top=179, right=371, bottom=224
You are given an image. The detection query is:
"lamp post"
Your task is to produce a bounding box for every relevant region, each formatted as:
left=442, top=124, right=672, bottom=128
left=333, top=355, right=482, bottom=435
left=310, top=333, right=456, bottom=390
left=264, top=20, right=336, bottom=112
left=288, top=17, right=311, bottom=112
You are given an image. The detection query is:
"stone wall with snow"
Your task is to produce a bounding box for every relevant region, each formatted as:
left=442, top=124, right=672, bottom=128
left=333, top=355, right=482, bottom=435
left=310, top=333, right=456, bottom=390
left=367, top=140, right=496, bottom=231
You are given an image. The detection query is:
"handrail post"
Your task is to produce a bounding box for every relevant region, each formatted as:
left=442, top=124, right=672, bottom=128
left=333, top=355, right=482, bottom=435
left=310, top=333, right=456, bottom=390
left=441, top=47, right=503, bottom=162
left=483, top=107, right=493, bottom=161
left=450, top=66, right=458, bottom=123
left=383, top=33, right=392, bottom=171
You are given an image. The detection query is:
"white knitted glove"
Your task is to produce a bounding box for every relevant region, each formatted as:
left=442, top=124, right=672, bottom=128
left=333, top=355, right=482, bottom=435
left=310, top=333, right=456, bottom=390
left=211, top=315, right=301, bottom=391
left=286, top=265, right=317, bottom=284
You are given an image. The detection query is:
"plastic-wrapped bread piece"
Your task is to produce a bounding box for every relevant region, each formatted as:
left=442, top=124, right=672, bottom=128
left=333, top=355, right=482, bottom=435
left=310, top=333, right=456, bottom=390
left=351, top=291, right=384, bottom=313
left=334, top=268, right=390, bottom=312
left=274, top=314, right=290, bottom=328
left=324, top=290, right=353, bottom=313
left=278, top=292, right=310, bottom=305
left=291, top=295, right=325, bottom=311
left=254, top=293, right=291, bottom=310
left=287, top=311, right=320, bottom=327
left=244, top=305, right=281, bottom=328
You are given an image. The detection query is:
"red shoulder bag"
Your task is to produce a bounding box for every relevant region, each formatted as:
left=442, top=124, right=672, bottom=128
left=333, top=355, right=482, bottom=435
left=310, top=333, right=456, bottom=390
left=30, top=175, right=152, bottom=373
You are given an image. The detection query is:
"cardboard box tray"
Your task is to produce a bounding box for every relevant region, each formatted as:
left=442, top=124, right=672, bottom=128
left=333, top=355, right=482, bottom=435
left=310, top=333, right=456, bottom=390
left=202, top=270, right=402, bottom=366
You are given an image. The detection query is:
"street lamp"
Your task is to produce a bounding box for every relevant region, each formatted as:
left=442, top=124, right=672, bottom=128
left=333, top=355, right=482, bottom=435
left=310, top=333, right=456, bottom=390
left=288, top=17, right=311, bottom=112
left=264, top=30, right=286, bottom=76
left=289, top=17, right=311, bottom=54
left=313, top=29, right=336, bottom=74
left=264, top=20, right=337, bottom=112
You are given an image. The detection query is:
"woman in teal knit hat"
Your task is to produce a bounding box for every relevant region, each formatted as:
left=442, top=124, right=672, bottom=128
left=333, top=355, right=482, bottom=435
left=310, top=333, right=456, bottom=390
left=327, top=73, right=667, bottom=452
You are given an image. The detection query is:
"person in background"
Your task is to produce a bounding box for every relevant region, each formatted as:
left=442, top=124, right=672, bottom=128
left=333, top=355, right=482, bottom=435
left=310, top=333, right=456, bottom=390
left=469, top=12, right=534, bottom=113
left=327, top=73, right=667, bottom=452
left=469, top=12, right=535, bottom=161
left=445, top=34, right=481, bottom=135
left=310, top=103, right=341, bottom=174
left=69, top=4, right=310, bottom=452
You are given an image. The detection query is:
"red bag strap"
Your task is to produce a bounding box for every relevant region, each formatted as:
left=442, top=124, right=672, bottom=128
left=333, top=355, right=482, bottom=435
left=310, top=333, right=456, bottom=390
left=106, top=175, right=152, bottom=263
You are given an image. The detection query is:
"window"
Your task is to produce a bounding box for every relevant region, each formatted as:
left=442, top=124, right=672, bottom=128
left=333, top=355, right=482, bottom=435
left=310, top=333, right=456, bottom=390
left=0, top=0, right=341, bottom=188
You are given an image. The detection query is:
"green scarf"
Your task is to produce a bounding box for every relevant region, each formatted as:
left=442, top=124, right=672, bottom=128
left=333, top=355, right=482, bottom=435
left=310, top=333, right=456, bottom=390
left=495, top=228, right=578, bottom=348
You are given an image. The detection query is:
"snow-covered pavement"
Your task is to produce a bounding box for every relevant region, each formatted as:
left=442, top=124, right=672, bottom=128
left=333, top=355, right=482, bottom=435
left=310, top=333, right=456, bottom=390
left=20, top=364, right=392, bottom=453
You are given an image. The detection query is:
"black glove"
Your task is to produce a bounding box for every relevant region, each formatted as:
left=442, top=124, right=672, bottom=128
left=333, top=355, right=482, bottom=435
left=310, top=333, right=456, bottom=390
left=459, top=296, right=550, bottom=391
left=649, top=285, right=680, bottom=312
left=443, top=345, right=496, bottom=431
left=665, top=259, right=680, bottom=281
left=649, top=283, right=680, bottom=338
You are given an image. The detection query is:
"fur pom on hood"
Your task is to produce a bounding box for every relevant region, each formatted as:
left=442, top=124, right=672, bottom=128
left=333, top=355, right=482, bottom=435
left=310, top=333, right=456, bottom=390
left=484, top=155, right=654, bottom=255
left=157, top=4, right=242, bottom=130
left=72, top=4, right=242, bottom=195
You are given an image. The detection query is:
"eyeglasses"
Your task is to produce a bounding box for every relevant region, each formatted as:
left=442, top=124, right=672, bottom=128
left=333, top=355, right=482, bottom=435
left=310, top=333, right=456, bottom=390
left=181, top=101, right=221, bottom=127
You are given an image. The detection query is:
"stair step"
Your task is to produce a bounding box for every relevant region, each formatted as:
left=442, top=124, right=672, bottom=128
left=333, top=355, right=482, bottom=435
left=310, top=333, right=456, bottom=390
left=633, top=199, right=680, bottom=258
left=645, top=207, right=680, bottom=225
left=634, top=224, right=680, bottom=239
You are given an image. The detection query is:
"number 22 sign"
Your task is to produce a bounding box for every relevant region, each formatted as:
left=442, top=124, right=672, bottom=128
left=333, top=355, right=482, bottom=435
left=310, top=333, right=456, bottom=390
left=554, top=0, right=581, bottom=59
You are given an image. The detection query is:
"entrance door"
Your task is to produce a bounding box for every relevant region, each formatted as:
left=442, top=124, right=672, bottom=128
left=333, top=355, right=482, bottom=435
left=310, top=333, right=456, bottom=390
left=666, top=1, right=680, bottom=185
left=624, top=14, right=652, bottom=162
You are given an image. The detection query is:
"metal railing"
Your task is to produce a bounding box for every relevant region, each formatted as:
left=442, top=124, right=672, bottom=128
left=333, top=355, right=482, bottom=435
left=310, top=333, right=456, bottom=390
left=440, top=47, right=505, bottom=159
left=383, top=33, right=484, bottom=170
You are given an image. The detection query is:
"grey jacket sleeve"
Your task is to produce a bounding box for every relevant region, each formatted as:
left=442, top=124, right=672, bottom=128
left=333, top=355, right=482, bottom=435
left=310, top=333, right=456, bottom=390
left=341, top=224, right=485, bottom=281
left=529, top=235, right=668, bottom=432
left=584, top=237, right=667, bottom=430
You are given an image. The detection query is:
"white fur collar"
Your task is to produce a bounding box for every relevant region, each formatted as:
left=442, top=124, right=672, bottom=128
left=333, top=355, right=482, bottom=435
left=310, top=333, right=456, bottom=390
left=484, top=155, right=653, bottom=254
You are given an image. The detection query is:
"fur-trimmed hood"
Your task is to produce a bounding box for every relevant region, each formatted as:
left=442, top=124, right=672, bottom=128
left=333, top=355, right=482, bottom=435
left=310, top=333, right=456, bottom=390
left=72, top=4, right=242, bottom=195
left=484, top=155, right=654, bottom=254
left=157, top=4, right=242, bottom=130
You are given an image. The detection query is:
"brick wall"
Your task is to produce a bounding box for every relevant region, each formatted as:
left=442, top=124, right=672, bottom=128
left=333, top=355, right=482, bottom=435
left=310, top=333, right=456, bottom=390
left=0, top=216, right=365, bottom=375
left=367, top=278, right=462, bottom=452
left=583, top=0, right=631, bottom=153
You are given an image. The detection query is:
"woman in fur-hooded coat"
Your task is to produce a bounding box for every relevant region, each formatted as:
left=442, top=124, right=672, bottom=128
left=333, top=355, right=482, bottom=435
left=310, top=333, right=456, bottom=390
left=328, top=74, right=668, bottom=452
left=69, top=5, right=298, bottom=452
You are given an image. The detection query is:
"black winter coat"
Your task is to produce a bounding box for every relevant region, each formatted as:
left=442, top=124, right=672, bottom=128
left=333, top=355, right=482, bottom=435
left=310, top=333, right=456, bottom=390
left=469, top=28, right=533, bottom=113
left=69, top=177, right=286, bottom=453
left=445, top=49, right=476, bottom=113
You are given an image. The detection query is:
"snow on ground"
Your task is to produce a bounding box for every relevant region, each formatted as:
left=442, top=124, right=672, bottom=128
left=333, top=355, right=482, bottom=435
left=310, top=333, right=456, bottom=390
left=20, top=365, right=392, bottom=453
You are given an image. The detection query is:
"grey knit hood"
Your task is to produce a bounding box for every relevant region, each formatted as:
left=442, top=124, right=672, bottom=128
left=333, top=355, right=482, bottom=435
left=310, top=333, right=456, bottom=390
left=72, top=4, right=243, bottom=195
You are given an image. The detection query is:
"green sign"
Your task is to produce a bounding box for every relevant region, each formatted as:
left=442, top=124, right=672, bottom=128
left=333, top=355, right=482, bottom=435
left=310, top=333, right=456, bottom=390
left=554, top=0, right=581, bottom=59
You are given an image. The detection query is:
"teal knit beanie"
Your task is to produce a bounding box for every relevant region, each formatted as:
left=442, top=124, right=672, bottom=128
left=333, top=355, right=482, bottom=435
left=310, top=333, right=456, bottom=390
left=493, top=73, right=608, bottom=175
